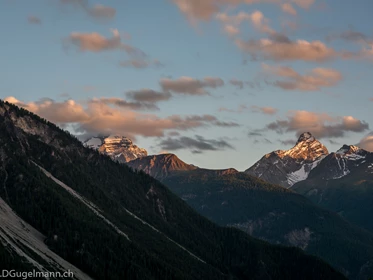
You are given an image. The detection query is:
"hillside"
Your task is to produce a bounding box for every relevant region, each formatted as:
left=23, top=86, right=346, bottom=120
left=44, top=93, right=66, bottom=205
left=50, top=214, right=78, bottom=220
left=0, top=100, right=346, bottom=279
left=128, top=154, right=373, bottom=279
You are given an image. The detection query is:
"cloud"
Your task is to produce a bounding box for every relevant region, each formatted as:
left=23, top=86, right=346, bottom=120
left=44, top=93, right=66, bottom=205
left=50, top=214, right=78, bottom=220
left=88, top=4, right=116, bottom=19
left=28, top=16, right=41, bottom=24
left=66, top=29, right=145, bottom=57
left=251, top=105, right=278, bottom=115
left=219, top=105, right=248, bottom=113
left=167, top=131, right=181, bottom=136
left=5, top=97, right=89, bottom=124
left=229, top=79, right=244, bottom=89
left=92, top=97, right=160, bottom=111
left=214, top=121, right=241, bottom=127
left=171, top=0, right=315, bottom=22
left=160, top=76, right=224, bottom=95
left=159, top=135, right=234, bottom=152
left=253, top=138, right=273, bottom=144
left=266, top=110, right=369, bottom=138
left=5, top=97, right=237, bottom=139
left=327, top=30, right=370, bottom=43
left=249, top=10, right=274, bottom=34
left=125, top=89, right=172, bottom=103
left=329, top=139, right=340, bottom=145
left=216, top=10, right=273, bottom=36
left=236, top=37, right=337, bottom=62
left=248, top=131, right=263, bottom=137
left=281, top=3, right=297, bottom=15
left=325, top=30, right=373, bottom=61
left=262, top=64, right=343, bottom=91
left=291, top=0, right=314, bottom=9
left=357, top=133, right=373, bottom=152
left=168, top=114, right=239, bottom=128
left=119, top=59, right=163, bottom=69
left=59, top=0, right=116, bottom=20
left=279, top=139, right=296, bottom=146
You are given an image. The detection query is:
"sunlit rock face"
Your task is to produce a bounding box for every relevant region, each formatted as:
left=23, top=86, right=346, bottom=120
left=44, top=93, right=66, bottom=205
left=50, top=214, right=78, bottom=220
left=84, top=135, right=148, bottom=163
left=245, top=132, right=329, bottom=188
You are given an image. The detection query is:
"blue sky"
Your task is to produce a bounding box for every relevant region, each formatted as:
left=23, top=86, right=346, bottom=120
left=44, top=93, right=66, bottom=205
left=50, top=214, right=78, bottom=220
left=1, top=0, right=373, bottom=171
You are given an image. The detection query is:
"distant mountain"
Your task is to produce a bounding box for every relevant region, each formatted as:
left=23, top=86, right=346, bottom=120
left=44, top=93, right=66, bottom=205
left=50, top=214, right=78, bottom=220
left=292, top=144, right=373, bottom=232
left=0, top=99, right=346, bottom=279
left=84, top=135, right=147, bottom=163
left=126, top=154, right=373, bottom=279
left=245, top=132, right=329, bottom=188
left=126, top=153, right=198, bottom=179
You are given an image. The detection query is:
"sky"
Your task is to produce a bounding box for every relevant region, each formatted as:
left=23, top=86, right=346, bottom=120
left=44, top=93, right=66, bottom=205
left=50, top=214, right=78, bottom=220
left=1, top=0, right=373, bottom=171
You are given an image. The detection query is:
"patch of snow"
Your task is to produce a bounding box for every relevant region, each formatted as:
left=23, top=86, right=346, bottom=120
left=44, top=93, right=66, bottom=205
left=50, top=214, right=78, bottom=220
left=345, top=153, right=365, bottom=161
left=332, top=158, right=350, bottom=179
left=0, top=197, right=93, bottom=280
left=336, top=148, right=348, bottom=155
left=287, top=165, right=309, bottom=186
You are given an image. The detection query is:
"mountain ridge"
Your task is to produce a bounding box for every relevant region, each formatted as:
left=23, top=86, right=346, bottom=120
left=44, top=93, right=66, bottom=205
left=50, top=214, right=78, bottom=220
left=245, top=132, right=329, bottom=188
left=0, top=99, right=346, bottom=279
left=124, top=151, right=373, bottom=279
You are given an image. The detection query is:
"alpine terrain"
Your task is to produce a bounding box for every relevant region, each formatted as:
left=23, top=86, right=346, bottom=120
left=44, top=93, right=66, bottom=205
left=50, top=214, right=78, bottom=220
left=292, top=144, right=373, bottom=233
left=84, top=135, right=148, bottom=163
left=0, top=99, right=347, bottom=279
left=245, top=132, right=329, bottom=188
left=127, top=153, right=373, bottom=279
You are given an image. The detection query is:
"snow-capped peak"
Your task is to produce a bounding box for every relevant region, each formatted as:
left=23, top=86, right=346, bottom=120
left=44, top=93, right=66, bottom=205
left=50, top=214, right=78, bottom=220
left=336, top=145, right=361, bottom=155
left=84, top=135, right=147, bottom=163
left=280, top=132, right=328, bottom=161
left=334, top=144, right=366, bottom=162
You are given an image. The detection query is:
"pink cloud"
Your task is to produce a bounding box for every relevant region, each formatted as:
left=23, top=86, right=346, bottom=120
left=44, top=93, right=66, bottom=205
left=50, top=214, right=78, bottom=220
left=160, top=76, right=224, bottom=95
left=5, top=97, right=238, bottom=139
left=171, top=0, right=312, bottom=22
left=237, top=38, right=337, bottom=62
left=263, top=64, right=343, bottom=91
left=267, top=110, right=369, bottom=138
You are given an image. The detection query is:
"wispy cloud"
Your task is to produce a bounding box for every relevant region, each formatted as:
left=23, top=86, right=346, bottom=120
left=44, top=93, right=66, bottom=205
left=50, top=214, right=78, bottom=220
left=5, top=97, right=238, bottom=139
left=357, top=132, right=373, bottom=152
left=125, top=89, right=172, bottom=103
left=171, top=0, right=315, bottom=22
left=28, top=16, right=41, bottom=24
left=159, top=135, right=234, bottom=152
left=229, top=79, right=244, bottom=89
left=59, top=0, right=116, bottom=20
left=237, top=36, right=337, bottom=62
left=262, top=64, right=343, bottom=91
left=251, top=105, right=278, bottom=115
left=66, top=29, right=145, bottom=57
left=160, top=76, right=224, bottom=95
left=266, top=110, right=369, bottom=138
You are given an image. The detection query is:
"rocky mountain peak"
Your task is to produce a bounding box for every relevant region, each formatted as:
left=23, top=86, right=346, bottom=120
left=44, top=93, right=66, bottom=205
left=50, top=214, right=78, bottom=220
left=296, top=132, right=315, bottom=144
left=84, top=135, right=147, bottom=163
left=279, top=132, right=328, bottom=161
left=126, top=153, right=198, bottom=179
left=245, top=132, right=329, bottom=188
left=336, top=144, right=361, bottom=155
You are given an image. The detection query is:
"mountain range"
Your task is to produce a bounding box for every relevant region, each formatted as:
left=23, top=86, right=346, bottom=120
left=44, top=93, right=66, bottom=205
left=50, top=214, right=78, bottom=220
left=245, top=132, right=329, bottom=188
left=0, top=100, right=347, bottom=279
left=242, top=132, right=373, bottom=234
left=126, top=153, right=373, bottom=279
